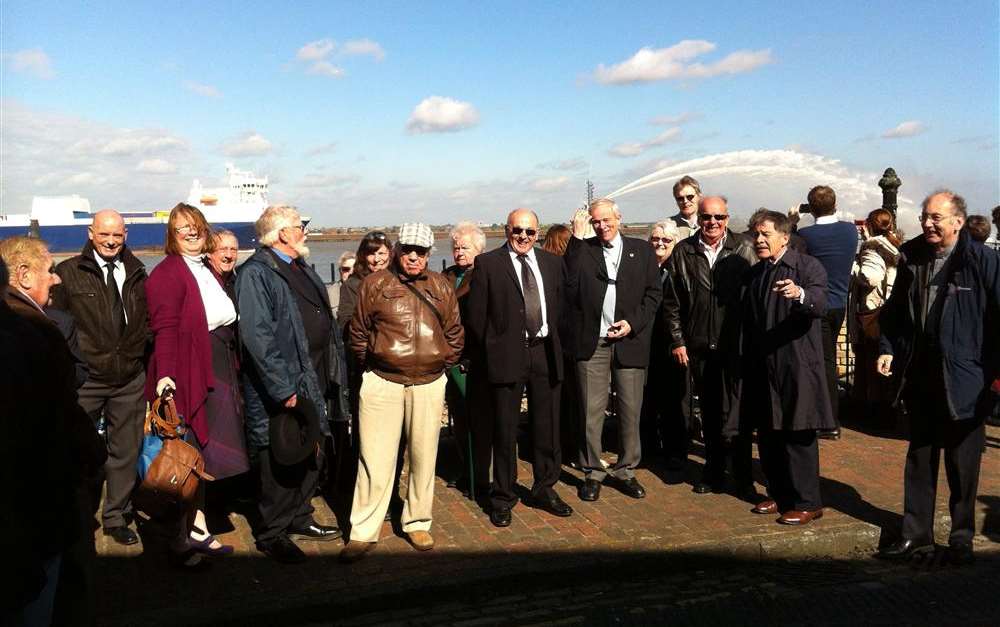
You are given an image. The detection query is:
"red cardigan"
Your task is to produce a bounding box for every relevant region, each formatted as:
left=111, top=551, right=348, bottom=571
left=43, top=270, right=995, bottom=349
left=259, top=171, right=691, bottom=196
left=145, top=254, right=214, bottom=445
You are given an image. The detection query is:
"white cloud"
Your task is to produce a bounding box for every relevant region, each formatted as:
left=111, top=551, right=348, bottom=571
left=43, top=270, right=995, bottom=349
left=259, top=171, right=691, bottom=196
left=183, top=81, right=222, bottom=99
left=136, top=159, right=177, bottom=175
left=68, top=131, right=188, bottom=157
left=530, top=176, right=570, bottom=192
left=609, top=127, right=682, bottom=157
left=306, top=61, right=345, bottom=78
left=342, top=38, right=386, bottom=61
left=298, top=172, right=360, bottom=188
left=405, top=96, right=480, bottom=134
left=594, top=40, right=773, bottom=85
left=881, top=120, right=927, bottom=139
left=297, top=38, right=335, bottom=61
left=2, top=48, right=55, bottom=79
left=649, top=111, right=702, bottom=126
left=538, top=157, right=588, bottom=171
left=222, top=132, right=273, bottom=157
left=305, top=142, right=338, bottom=157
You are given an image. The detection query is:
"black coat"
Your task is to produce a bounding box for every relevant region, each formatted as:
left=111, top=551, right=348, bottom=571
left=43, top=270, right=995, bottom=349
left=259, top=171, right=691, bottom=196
left=563, top=235, right=662, bottom=368
left=740, top=248, right=835, bottom=433
left=466, top=245, right=565, bottom=384
left=51, top=241, right=150, bottom=386
left=662, top=230, right=757, bottom=353
left=878, top=230, right=1000, bottom=420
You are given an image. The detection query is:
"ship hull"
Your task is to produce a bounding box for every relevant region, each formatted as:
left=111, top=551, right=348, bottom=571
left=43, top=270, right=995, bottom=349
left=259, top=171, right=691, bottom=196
left=0, top=221, right=259, bottom=253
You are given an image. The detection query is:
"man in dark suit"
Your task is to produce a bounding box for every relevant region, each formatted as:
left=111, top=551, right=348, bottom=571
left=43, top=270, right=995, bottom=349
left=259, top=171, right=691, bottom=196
left=741, top=210, right=834, bottom=525
left=564, top=198, right=662, bottom=502
left=467, top=209, right=572, bottom=527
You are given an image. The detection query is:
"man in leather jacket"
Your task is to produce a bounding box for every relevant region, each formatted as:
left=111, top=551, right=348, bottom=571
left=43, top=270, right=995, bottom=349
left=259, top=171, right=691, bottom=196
left=51, top=210, right=150, bottom=546
left=342, top=223, right=464, bottom=562
left=662, top=196, right=759, bottom=498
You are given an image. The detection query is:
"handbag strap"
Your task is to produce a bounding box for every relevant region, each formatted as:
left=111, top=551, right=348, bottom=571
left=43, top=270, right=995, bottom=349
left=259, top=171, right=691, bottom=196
left=397, top=273, right=445, bottom=329
left=149, top=395, right=185, bottom=439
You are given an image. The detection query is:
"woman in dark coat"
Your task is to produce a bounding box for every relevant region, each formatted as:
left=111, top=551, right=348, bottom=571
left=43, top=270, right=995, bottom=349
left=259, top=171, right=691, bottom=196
left=443, top=222, right=488, bottom=496
left=336, top=231, right=392, bottom=332
left=146, top=204, right=248, bottom=563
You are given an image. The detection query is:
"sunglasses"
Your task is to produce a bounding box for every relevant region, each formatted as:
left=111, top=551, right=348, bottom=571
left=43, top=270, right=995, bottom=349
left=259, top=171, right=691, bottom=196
left=367, top=231, right=388, bottom=240
left=675, top=194, right=697, bottom=203
left=698, top=213, right=729, bottom=222
left=650, top=237, right=674, bottom=244
left=339, top=266, right=352, bottom=272
left=510, top=227, right=538, bottom=237
left=399, top=244, right=429, bottom=256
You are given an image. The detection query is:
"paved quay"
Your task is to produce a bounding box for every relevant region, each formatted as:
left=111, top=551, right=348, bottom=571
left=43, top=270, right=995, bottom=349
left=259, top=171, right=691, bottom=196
left=95, top=421, right=999, bottom=626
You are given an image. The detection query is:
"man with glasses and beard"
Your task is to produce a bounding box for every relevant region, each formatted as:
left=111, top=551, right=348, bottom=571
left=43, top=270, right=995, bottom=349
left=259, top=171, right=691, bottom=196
left=662, top=196, right=758, bottom=499
left=564, top=198, right=662, bottom=502
left=876, top=190, right=1000, bottom=564
left=669, top=175, right=702, bottom=240
left=341, top=223, right=464, bottom=562
left=237, top=205, right=348, bottom=564
left=467, top=209, right=572, bottom=527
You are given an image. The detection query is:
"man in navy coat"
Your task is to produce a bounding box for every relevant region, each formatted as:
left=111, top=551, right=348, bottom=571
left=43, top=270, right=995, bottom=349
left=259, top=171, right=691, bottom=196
left=563, top=198, right=662, bottom=502
left=876, top=190, right=1000, bottom=564
left=741, top=210, right=834, bottom=525
left=466, top=208, right=572, bottom=527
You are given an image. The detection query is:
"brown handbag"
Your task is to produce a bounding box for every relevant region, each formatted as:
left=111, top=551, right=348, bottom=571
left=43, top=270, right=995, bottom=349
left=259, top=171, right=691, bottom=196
left=134, top=394, right=214, bottom=516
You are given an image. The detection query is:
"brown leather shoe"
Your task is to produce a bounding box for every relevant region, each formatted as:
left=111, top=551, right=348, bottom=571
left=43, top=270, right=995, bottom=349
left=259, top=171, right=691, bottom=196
left=752, top=499, right=778, bottom=515
left=778, top=509, right=823, bottom=525
left=339, top=540, right=377, bottom=563
left=406, top=530, right=435, bottom=551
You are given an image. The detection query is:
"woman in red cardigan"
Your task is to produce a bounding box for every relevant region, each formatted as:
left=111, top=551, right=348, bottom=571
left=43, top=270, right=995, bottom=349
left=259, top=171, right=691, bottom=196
left=146, top=203, right=247, bottom=565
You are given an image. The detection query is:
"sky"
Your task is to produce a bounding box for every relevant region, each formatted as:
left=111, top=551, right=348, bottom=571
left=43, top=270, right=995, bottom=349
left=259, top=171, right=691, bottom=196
left=2, top=1, right=998, bottom=235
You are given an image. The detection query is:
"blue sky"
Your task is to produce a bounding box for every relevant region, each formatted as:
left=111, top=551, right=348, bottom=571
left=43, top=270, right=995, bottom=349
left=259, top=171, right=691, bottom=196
left=2, top=1, right=997, bottom=233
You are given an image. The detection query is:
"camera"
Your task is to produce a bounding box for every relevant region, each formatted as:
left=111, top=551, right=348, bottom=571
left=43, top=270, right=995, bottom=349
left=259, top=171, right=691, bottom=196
left=798, top=203, right=812, bottom=214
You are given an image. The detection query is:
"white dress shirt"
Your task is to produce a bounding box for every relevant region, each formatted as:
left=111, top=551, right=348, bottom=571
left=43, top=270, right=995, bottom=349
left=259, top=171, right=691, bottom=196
left=182, top=254, right=238, bottom=331
left=506, top=245, right=549, bottom=338
left=599, top=233, right=623, bottom=337
left=697, top=233, right=727, bottom=269
left=94, top=249, right=128, bottom=323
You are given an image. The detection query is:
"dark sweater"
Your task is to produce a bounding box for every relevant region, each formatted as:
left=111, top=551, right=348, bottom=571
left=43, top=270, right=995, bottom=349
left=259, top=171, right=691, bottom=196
left=798, top=220, right=858, bottom=310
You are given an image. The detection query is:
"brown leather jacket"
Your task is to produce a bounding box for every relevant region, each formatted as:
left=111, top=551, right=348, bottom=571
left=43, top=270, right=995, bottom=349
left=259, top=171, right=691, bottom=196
left=349, top=268, right=464, bottom=385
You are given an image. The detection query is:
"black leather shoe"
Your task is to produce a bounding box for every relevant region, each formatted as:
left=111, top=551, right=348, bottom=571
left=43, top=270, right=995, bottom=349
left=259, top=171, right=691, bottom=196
left=257, top=535, right=307, bottom=564
left=692, top=481, right=724, bottom=495
left=104, top=526, right=139, bottom=546
left=529, top=494, right=573, bottom=517
left=875, top=538, right=934, bottom=561
left=616, top=477, right=646, bottom=499
left=946, top=543, right=975, bottom=565
left=817, top=428, right=841, bottom=440
left=288, top=522, right=342, bottom=542
left=490, top=507, right=512, bottom=528
left=578, top=479, right=601, bottom=502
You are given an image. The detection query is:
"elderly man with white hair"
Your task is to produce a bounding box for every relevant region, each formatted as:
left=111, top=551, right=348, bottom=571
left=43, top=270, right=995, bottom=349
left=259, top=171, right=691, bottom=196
left=236, top=205, right=350, bottom=564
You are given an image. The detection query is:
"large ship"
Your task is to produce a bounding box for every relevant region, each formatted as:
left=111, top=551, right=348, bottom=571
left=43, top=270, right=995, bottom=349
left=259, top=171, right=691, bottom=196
left=0, top=164, right=268, bottom=252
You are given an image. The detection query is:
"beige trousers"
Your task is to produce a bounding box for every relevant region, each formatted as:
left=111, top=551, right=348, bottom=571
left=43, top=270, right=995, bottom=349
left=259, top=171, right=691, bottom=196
left=349, top=371, right=447, bottom=542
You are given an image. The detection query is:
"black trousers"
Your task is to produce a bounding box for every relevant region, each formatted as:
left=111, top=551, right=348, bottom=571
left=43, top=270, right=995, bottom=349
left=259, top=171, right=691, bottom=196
left=641, top=358, right=690, bottom=466
left=256, top=445, right=321, bottom=545
left=902, top=385, right=986, bottom=546
left=490, top=340, right=561, bottom=510
left=757, top=427, right=822, bottom=512
left=820, top=308, right=846, bottom=424
left=691, top=350, right=751, bottom=487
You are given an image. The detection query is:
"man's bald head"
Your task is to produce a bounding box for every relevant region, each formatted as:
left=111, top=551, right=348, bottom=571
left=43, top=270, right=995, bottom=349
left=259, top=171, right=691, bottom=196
left=507, top=208, right=539, bottom=228
left=89, top=209, right=127, bottom=260
left=506, top=208, right=540, bottom=255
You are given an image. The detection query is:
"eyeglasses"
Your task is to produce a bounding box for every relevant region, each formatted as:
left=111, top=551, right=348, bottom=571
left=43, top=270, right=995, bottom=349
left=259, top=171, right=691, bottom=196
left=174, top=224, right=203, bottom=236
left=510, top=227, right=537, bottom=237
left=284, top=224, right=305, bottom=232
left=698, top=213, right=729, bottom=222
left=675, top=194, right=696, bottom=203
left=919, top=212, right=953, bottom=225
left=340, top=266, right=353, bottom=273
left=399, top=244, right=429, bottom=256
left=649, top=237, right=674, bottom=244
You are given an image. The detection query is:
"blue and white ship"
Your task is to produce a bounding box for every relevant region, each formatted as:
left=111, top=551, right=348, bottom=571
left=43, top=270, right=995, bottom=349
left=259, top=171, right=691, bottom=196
left=0, top=164, right=268, bottom=252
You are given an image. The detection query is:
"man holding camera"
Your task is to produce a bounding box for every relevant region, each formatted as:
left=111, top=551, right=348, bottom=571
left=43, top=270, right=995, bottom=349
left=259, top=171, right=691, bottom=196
left=797, top=186, right=859, bottom=439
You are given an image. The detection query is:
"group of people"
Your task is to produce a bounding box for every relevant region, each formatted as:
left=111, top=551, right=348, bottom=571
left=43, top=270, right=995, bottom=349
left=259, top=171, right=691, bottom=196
left=3, top=177, right=998, bottom=624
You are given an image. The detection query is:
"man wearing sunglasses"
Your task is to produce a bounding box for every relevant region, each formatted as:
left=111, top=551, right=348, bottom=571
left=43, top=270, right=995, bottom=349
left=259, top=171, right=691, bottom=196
left=342, top=223, right=464, bottom=562
left=564, top=198, right=662, bottom=502
left=662, top=196, right=759, bottom=499
left=668, top=175, right=702, bottom=240
left=466, top=209, right=572, bottom=527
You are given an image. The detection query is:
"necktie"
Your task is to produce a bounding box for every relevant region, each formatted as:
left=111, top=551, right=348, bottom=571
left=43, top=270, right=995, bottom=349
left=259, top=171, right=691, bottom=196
left=106, top=261, right=126, bottom=337
left=518, top=254, right=542, bottom=338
